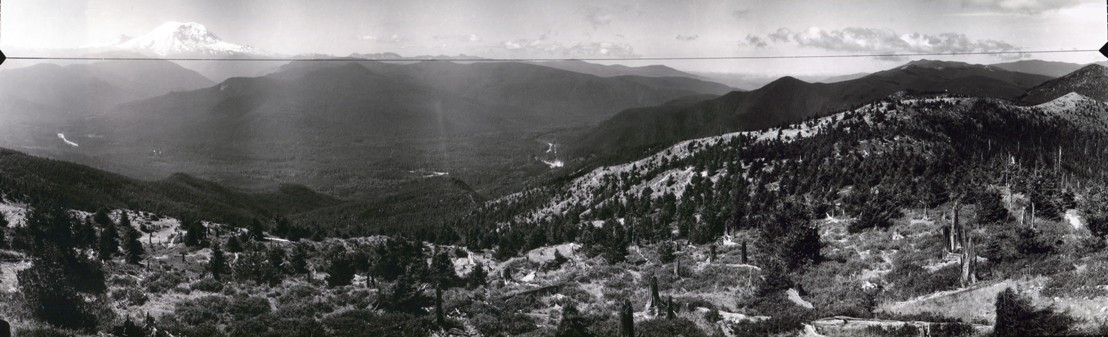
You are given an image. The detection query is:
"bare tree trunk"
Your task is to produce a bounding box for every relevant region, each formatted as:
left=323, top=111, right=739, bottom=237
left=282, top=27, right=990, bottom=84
left=949, top=201, right=960, bottom=252
left=960, top=213, right=977, bottom=287
left=1030, top=202, right=1036, bottom=229
left=673, top=254, right=681, bottom=278
left=741, top=240, right=748, bottom=264
left=649, top=275, right=661, bottom=315
left=961, top=229, right=977, bottom=287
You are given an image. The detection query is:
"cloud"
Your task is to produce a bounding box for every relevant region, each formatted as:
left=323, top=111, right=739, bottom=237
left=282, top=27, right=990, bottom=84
left=959, top=0, right=1084, bottom=14
left=767, top=28, right=792, bottom=43
left=432, top=34, right=481, bottom=42
left=584, top=5, right=642, bottom=29
left=742, top=34, right=768, bottom=48
left=745, top=26, right=1022, bottom=58
left=732, top=9, right=750, bottom=19
left=360, top=34, right=405, bottom=44
left=585, top=6, right=616, bottom=28
left=501, top=36, right=639, bottom=58
left=675, top=34, right=699, bottom=41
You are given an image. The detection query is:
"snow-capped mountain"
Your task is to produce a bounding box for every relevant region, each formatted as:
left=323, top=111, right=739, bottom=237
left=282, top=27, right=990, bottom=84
left=109, top=21, right=272, bottom=58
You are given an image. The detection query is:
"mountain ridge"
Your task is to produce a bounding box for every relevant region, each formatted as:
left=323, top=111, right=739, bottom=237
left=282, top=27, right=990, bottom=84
left=1020, top=64, right=1108, bottom=105
left=569, top=60, right=1054, bottom=162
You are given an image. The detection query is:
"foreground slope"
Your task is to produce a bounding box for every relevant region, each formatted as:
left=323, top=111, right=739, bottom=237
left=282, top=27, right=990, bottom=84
left=447, top=91, right=1108, bottom=334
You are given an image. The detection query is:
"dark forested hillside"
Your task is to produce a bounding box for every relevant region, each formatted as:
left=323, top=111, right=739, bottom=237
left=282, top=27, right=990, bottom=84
left=0, top=148, right=338, bottom=225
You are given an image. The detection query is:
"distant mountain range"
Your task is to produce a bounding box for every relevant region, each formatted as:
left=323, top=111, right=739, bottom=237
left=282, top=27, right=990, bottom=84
left=990, top=59, right=1108, bottom=78
left=0, top=60, right=212, bottom=117
left=528, top=60, right=701, bottom=79
left=571, top=59, right=1056, bottom=160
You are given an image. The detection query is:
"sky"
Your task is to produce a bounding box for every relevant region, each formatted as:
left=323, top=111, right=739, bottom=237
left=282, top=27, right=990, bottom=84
left=1, top=0, right=1104, bottom=76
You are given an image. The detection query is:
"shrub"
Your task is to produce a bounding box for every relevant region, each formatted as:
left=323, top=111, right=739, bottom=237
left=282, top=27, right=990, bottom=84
left=638, top=318, right=708, bottom=337
left=229, top=296, right=273, bottom=321
left=930, top=322, right=975, bottom=337
left=111, top=286, right=149, bottom=306
left=144, top=270, right=185, bottom=293
left=863, top=324, right=919, bottom=337
left=191, top=277, right=225, bottom=293
left=471, top=312, right=538, bottom=336
left=14, top=328, right=75, bottom=337
left=885, top=262, right=960, bottom=300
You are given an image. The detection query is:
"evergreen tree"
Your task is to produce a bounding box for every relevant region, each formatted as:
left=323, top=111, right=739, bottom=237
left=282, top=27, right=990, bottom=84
left=25, top=203, right=75, bottom=254
left=226, top=235, right=244, bottom=253
left=602, top=220, right=629, bottom=263
left=620, top=299, right=634, bottom=337
left=232, top=245, right=285, bottom=286
left=76, top=217, right=98, bottom=249
left=273, top=216, right=292, bottom=239
left=756, top=202, right=821, bottom=270
left=976, top=190, right=1010, bottom=226
left=18, top=247, right=99, bottom=330
left=17, top=204, right=104, bottom=330
left=466, top=261, right=487, bottom=289
left=123, top=224, right=144, bottom=264
left=429, top=251, right=459, bottom=288
left=657, top=241, right=676, bottom=264
left=98, top=217, right=120, bottom=261
left=182, top=219, right=207, bottom=247
left=119, top=211, right=132, bottom=230
left=93, top=208, right=111, bottom=227
left=267, top=246, right=287, bottom=275
left=0, top=211, right=8, bottom=228
left=111, top=317, right=144, bottom=337
left=209, top=244, right=228, bottom=280
left=289, top=244, right=310, bottom=274
left=379, top=272, right=433, bottom=314
left=325, top=253, right=355, bottom=287
left=552, top=249, right=569, bottom=268
left=1080, top=189, right=1108, bottom=239
left=249, top=218, right=267, bottom=241
left=555, top=302, right=593, bottom=337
